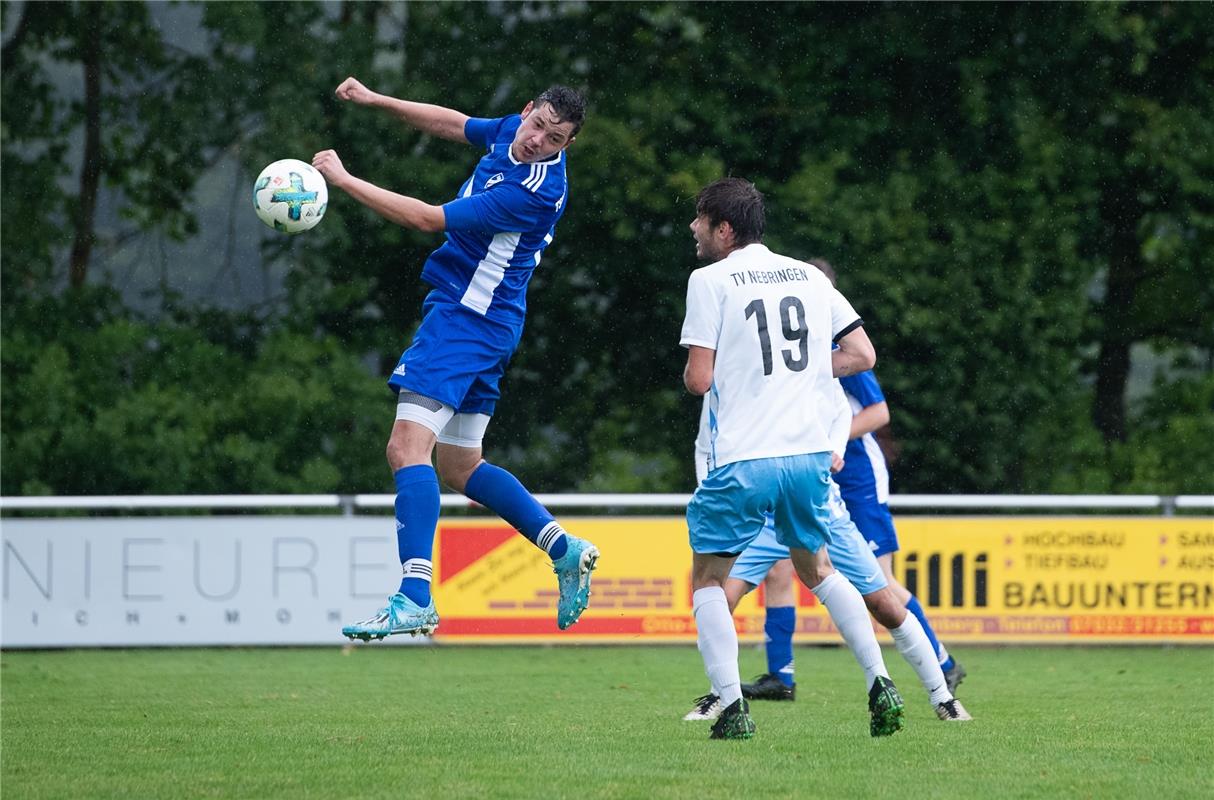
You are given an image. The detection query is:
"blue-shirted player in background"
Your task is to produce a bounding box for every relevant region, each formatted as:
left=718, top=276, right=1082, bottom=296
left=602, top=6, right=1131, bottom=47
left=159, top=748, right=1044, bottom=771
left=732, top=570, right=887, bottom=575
left=739, top=258, right=966, bottom=694
left=313, top=77, right=599, bottom=640
left=814, top=258, right=965, bottom=691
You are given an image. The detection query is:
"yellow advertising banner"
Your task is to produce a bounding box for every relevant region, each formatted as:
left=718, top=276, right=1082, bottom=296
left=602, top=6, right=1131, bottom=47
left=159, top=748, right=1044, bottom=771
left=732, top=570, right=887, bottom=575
left=433, top=516, right=1214, bottom=644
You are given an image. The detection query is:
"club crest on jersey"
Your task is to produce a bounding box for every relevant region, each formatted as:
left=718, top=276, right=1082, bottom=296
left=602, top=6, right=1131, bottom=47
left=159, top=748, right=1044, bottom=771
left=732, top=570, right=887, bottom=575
left=485, top=173, right=504, bottom=188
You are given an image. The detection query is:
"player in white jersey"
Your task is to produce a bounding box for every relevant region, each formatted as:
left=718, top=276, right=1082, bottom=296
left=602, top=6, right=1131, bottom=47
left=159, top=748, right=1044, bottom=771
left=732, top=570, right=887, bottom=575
left=682, top=381, right=972, bottom=724
left=680, top=177, right=905, bottom=739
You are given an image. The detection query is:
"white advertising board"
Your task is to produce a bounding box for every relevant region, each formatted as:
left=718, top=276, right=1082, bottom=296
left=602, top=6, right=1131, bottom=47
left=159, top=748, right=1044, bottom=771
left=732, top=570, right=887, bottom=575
left=1, top=517, right=407, bottom=647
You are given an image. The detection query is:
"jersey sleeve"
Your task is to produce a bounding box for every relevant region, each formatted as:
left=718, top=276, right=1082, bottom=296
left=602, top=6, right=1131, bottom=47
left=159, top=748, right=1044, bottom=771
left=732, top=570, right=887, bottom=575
left=828, top=287, right=864, bottom=342
left=680, top=271, right=721, bottom=350
left=839, top=370, right=885, bottom=408
left=442, top=182, right=552, bottom=234
left=464, top=116, right=509, bottom=149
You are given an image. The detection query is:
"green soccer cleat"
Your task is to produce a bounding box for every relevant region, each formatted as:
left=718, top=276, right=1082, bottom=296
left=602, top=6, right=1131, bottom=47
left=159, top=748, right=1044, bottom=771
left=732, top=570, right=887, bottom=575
left=867, top=675, right=905, bottom=737
left=341, top=593, right=438, bottom=642
left=709, top=698, right=756, bottom=740
left=553, top=535, right=599, bottom=630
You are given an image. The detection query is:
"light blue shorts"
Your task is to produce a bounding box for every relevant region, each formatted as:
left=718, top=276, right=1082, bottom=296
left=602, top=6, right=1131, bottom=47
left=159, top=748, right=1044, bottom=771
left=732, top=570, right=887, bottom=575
left=729, top=484, right=889, bottom=596
left=687, top=453, right=833, bottom=556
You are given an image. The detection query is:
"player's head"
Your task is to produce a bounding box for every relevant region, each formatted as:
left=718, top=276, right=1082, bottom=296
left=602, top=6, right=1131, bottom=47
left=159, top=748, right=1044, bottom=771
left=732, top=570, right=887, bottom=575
left=808, top=258, right=837, bottom=287
left=512, top=86, right=586, bottom=163
left=690, top=177, right=765, bottom=261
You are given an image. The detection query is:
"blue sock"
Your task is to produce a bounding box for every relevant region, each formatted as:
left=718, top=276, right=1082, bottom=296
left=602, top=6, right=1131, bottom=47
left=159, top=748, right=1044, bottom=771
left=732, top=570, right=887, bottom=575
left=394, top=465, right=440, bottom=607
left=464, top=462, right=567, bottom=559
left=764, top=605, right=796, bottom=686
left=905, top=595, right=953, bottom=670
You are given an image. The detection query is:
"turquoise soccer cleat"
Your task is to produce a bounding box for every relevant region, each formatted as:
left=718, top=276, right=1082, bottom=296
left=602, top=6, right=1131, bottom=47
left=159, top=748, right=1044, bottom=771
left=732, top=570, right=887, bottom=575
left=552, top=535, right=600, bottom=630
left=342, top=593, right=438, bottom=642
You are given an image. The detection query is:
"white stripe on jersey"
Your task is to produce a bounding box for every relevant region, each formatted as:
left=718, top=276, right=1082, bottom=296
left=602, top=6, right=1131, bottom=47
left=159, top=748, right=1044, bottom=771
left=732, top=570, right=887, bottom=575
left=461, top=231, right=521, bottom=314
left=861, top=432, right=891, bottom=503
left=523, top=163, right=548, bottom=192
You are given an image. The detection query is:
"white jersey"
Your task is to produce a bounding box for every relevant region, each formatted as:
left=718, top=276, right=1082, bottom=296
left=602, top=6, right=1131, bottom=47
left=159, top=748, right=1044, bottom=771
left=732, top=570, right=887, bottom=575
left=695, top=377, right=853, bottom=484
left=682, top=243, right=862, bottom=473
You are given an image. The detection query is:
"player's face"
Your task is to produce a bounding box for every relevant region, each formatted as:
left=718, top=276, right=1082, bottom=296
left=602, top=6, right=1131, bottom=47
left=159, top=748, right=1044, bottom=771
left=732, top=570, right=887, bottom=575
left=511, top=101, right=576, bottom=163
left=690, top=214, right=726, bottom=261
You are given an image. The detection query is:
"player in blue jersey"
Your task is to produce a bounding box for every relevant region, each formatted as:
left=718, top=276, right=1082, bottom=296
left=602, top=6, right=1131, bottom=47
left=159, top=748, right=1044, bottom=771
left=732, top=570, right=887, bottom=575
left=737, top=259, right=966, bottom=694
left=312, top=76, right=599, bottom=640
left=816, top=257, right=965, bottom=691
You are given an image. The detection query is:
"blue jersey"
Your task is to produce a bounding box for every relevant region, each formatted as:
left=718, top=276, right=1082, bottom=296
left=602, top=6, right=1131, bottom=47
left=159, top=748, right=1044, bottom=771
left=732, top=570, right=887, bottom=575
left=835, top=370, right=890, bottom=506
left=422, top=115, right=568, bottom=330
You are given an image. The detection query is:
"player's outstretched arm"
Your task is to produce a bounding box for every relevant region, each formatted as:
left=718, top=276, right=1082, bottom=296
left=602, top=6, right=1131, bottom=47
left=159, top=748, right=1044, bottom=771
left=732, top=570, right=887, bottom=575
left=313, top=149, right=445, bottom=233
left=832, top=326, right=876, bottom=378
left=335, top=77, right=470, bottom=144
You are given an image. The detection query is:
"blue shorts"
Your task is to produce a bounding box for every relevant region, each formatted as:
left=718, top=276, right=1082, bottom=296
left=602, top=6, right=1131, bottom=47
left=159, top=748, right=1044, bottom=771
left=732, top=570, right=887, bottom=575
left=388, top=291, right=523, bottom=416
left=730, top=491, right=889, bottom=596
left=687, top=453, right=833, bottom=556
left=847, top=501, right=900, bottom=557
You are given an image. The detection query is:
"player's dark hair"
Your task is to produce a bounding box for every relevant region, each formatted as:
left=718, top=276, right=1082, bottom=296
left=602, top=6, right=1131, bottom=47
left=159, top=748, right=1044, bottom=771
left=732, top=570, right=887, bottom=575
left=695, top=177, right=765, bottom=246
left=808, top=258, right=837, bottom=286
left=534, top=85, right=586, bottom=138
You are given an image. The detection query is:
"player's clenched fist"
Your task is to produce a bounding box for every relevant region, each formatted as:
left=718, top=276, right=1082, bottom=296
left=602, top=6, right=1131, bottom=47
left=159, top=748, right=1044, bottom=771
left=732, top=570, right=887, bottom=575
left=312, top=150, right=350, bottom=188
left=335, top=77, right=374, bottom=104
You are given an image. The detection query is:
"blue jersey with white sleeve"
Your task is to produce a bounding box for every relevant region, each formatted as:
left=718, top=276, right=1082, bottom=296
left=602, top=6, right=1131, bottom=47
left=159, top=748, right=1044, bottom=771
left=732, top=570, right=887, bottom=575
left=835, top=370, right=890, bottom=506
left=422, top=115, right=568, bottom=330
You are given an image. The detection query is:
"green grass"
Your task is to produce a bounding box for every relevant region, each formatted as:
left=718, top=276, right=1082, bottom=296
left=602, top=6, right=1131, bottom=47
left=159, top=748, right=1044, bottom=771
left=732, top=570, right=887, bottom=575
left=3, top=646, right=1212, bottom=799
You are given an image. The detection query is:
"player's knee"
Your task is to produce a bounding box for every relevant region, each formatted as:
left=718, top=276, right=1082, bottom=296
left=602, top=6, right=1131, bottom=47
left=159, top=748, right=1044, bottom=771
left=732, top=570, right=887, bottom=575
left=863, top=588, right=906, bottom=628
left=768, top=559, right=795, bottom=586
left=385, top=438, right=404, bottom=470
left=386, top=427, right=436, bottom=471
left=435, top=459, right=471, bottom=493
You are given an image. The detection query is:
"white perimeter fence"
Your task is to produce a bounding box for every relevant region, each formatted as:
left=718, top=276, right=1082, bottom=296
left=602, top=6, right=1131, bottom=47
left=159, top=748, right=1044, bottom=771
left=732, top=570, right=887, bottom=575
left=2, top=493, right=1212, bottom=514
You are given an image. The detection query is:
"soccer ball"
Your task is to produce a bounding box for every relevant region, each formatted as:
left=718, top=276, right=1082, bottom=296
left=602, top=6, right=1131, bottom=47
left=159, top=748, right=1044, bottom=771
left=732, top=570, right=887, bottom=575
left=252, top=159, right=328, bottom=234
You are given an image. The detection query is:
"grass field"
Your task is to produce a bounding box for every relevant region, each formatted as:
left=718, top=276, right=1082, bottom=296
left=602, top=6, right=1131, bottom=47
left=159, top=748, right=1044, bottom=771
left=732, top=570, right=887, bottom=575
left=2, top=645, right=1212, bottom=799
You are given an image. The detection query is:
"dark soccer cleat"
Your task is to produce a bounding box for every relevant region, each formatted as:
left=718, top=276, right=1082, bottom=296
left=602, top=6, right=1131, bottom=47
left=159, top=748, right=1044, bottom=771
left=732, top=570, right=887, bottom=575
left=682, top=693, right=723, bottom=721
left=943, top=661, right=967, bottom=694
left=934, top=698, right=973, bottom=721
left=867, top=675, right=905, bottom=737
left=709, top=698, right=756, bottom=740
left=741, top=672, right=795, bottom=702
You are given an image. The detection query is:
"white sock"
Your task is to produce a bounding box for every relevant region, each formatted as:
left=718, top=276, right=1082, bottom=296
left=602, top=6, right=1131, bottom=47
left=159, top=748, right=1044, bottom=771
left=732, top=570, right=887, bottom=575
left=889, top=613, right=953, bottom=705
left=693, top=586, right=742, bottom=706
left=813, top=572, right=888, bottom=691
left=535, top=521, right=567, bottom=556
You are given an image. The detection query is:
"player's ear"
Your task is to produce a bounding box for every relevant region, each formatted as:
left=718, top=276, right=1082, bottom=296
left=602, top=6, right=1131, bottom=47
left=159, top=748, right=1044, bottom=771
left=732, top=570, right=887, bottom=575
left=519, top=100, right=535, bottom=118
left=560, top=135, right=576, bottom=151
